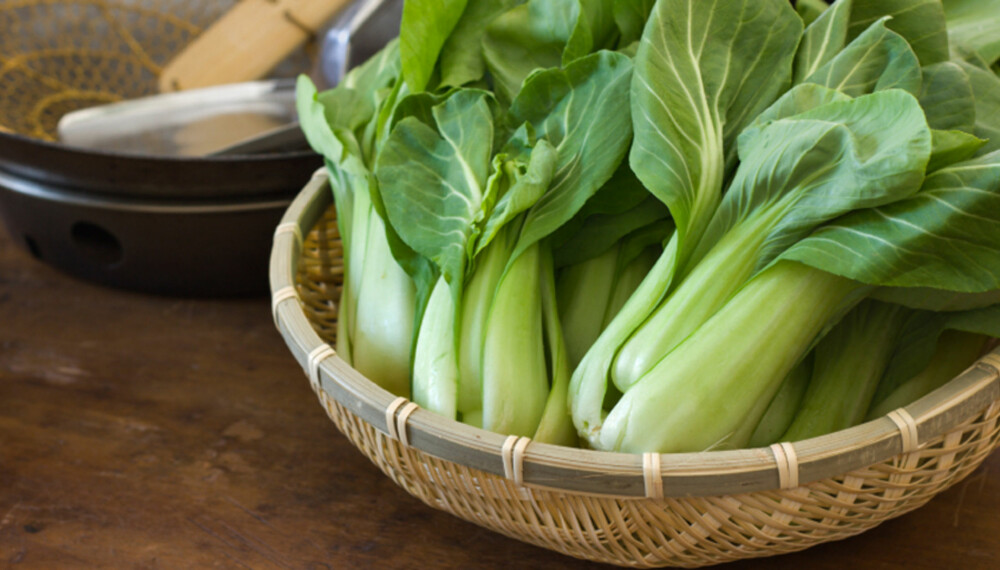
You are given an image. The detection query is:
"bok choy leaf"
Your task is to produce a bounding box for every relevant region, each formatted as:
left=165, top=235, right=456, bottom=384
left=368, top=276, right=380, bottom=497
left=400, top=0, right=468, bottom=91
left=794, top=0, right=852, bottom=84
left=847, top=0, right=950, bottom=66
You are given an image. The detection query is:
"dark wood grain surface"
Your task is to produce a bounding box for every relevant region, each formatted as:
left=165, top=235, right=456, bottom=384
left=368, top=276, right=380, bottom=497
left=2, top=229, right=998, bottom=570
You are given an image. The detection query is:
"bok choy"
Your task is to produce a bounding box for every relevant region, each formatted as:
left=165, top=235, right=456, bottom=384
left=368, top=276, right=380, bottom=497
left=294, top=0, right=1000, bottom=455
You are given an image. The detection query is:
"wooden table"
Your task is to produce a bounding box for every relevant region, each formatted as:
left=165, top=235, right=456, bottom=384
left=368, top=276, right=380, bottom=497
left=1, top=229, right=998, bottom=570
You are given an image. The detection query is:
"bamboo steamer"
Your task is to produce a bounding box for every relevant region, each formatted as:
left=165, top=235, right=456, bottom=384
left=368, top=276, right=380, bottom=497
left=270, top=168, right=1000, bottom=568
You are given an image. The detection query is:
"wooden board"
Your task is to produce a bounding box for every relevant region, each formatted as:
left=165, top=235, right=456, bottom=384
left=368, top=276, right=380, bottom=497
left=1, top=226, right=999, bottom=568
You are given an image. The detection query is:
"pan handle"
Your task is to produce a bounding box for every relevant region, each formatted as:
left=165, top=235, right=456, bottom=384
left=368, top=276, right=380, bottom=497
left=160, top=0, right=355, bottom=92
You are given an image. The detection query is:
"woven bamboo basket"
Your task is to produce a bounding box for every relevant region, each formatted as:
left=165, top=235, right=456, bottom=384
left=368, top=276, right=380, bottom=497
left=270, top=168, right=1000, bottom=568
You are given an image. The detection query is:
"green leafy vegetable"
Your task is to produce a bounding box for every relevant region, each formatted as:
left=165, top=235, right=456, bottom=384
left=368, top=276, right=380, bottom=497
left=295, top=0, right=1000, bottom=455
left=797, top=0, right=830, bottom=27
left=955, top=61, right=1000, bottom=153
left=918, top=62, right=976, bottom=132
left=480, top=0, right=571, bottom=103
left=400, top=0, right=468, bottom=91
left=571, top=0, right=803, bottom=442
left=296, top=45, right=417, bottom=398
left=794, top=0, right=852, bottom=84
left=439, top=0, right=524, bottom=88
left=613, top=0, right=655, bottom=47
left=377, top=90, right=497, bottom=290
left=943, top=0, right=1000, bottom=66
left=926, top=129, right=987, bottom=172
left=867, top=330, right=990, bottom=419
left=481, top=51, right=634, bottom=436
left=781, top=301, right=909, bottom=441
left=613, top=90, right=932, bottom=392
left=847, top=0, right=950, bottom=66
left=597, top=260, right=862, bottom=452
left=747, top=355, right=814, bottom=447
left=782, top=151, right=1000, bottom=291
left=803, top=18, right=922, bottom=96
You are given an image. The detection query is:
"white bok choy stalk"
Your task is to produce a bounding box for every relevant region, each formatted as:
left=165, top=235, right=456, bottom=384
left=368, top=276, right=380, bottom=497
left=375, top=51, right=634, bottom=441
left=551, top=165, right=671, bottom=370
left=295, top=43, right=417, bottom=398
left=746, top=354, right=814, bottom=448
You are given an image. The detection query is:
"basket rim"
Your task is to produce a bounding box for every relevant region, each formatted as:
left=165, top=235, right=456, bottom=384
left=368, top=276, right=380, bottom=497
left=270, top=167, right=1000, bottom=499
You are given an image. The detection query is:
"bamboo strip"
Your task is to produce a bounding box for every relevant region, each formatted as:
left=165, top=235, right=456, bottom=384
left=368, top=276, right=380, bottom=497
left=159, top=0, right=351, bottom=91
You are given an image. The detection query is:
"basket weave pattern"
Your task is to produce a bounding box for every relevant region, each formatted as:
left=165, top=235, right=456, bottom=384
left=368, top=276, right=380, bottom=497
left=287, top=203, right=1000, bottom=568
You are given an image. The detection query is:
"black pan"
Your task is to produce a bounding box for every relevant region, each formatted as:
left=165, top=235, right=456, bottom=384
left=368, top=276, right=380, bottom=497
left=0, top=157, right=317, bottom=297
left=0, top=130, right=320, bottom=201
left=0, top=0, right=399, bottom=296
